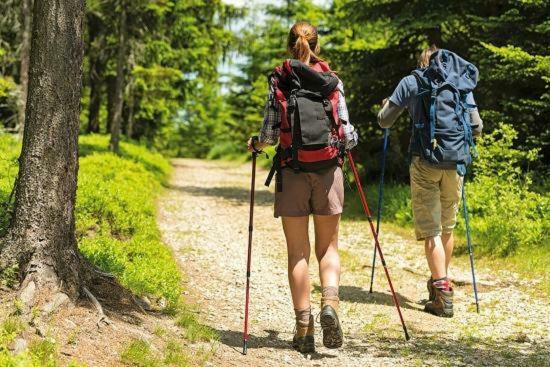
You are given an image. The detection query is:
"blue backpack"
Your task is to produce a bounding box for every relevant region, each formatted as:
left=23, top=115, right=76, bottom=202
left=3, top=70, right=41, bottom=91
left=411, top=49, right=479, bottom=175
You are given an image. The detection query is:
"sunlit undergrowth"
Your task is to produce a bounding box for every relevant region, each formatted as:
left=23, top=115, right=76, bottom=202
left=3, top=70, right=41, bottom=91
left=0, top=315, right=86, bottom=366
left=341, top=124, right=549, bottom=284
left=0, top=134, right=180, bottom=310
left=77, top=135, right=181, bottom=311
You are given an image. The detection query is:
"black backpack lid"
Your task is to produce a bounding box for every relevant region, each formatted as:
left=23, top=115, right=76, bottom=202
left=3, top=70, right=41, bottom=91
left=287, top=59, right=339, bottom=97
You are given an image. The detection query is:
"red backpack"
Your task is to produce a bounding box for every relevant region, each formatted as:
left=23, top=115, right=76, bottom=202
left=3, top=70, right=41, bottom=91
left=265, top=59, right=345, bottom=192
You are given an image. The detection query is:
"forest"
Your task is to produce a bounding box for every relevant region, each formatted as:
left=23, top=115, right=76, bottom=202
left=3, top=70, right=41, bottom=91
left=0, top=0, right=548, bottom=366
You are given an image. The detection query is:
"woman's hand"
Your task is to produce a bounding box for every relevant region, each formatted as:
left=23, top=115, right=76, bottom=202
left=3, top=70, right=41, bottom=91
left=247, top=137, right=266, bottom=153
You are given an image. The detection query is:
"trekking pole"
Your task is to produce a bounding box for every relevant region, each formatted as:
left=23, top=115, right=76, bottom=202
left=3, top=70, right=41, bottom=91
left=347, top=151, right=410, bottom=341
left=243, top=137, right=260, bottom=355
left=369, top=128, right=389, bottom=293
left=461, top=179, right=480, bottom=314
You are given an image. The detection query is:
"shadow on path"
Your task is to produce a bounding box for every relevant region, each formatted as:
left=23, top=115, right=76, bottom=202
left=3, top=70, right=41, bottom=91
left=350, top=329, right=548, bottom=366
left=170, top=185, right=273, bottom=206
left=215, top=328, right=337, bottom=360
left=314, top=285, right=421, bottom=312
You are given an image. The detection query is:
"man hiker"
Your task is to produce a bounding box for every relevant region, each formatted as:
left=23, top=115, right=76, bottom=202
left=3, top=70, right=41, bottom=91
left=377, top=46, right=483, bottom=317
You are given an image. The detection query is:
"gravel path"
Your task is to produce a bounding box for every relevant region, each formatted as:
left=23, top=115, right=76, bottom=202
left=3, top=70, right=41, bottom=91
left=158, top=159, right=549, bottom=367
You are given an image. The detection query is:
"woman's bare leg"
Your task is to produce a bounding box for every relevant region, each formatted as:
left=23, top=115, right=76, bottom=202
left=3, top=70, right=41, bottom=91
left=282, top=216, right=311, bottom=310
left=313, top=214, right=341, bottom=289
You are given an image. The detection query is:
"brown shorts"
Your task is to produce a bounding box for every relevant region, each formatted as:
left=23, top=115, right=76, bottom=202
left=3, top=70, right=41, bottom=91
left=410, top=157, right=464, bottom=240
left=274, top=166, right=344, bottom=218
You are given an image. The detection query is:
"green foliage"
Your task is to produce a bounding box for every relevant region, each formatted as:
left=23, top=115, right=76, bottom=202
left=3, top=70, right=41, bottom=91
left=206, top=141, right=246, bottom=161
left=0, top=134, right=19, bottom=234
left=0, top=75, right=15, bottom=98
left=328, top=0, right=549, bottom=175
left=121, top=335, right=212, bottom=367
left=0, top=134, right=181, bottom=310
left=344, top=124, right=549, bottom=260
left=120, top=339, right=156, bottom=367
left=175, top=308, right=218, bottom=343
left=76, top=135, right=180, bottom=310
left=0, top=316, right=69, bottom=367
left=79, top=0, right=238, bottom=153
left=464, top=124, right=548, bottom=256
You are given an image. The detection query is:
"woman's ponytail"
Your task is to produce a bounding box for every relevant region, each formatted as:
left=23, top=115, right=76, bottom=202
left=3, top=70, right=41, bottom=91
left=294, top=34, right=312, bottom=64
left=288, top=22, right=322, bottom=64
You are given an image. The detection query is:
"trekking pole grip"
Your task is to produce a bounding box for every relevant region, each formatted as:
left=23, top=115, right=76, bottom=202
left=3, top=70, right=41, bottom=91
left=250, top=136, right=263, bottom=155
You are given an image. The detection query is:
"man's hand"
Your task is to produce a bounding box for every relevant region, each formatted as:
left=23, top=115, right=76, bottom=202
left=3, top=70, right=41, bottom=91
left=381, top=98, right=389, bottom=106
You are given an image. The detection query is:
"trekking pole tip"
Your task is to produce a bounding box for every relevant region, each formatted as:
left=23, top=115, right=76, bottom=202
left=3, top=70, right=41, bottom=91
left=242, top=340, right=248, bottom=355
left=404, top=328, right=411, bottom=341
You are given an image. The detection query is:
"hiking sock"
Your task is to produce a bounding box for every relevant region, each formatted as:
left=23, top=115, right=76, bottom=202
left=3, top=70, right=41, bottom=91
left=321, top=286, right=339, bottom=299
left=294, top=306, right=311, bottom=327
left=432, top=277, right=450, bottom=291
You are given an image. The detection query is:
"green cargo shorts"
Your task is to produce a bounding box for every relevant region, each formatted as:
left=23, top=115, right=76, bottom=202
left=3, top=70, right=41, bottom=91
left=409, top=157, right=464, bottom=240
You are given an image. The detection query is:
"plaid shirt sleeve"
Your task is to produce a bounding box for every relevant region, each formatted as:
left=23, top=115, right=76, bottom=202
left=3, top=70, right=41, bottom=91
left=259, top=77, right=280, bottom=145
left=337, top=80, right=359, bottom=150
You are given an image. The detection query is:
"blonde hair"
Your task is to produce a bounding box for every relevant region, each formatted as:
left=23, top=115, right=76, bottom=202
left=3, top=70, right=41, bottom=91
left=287, top=22, right=322, bottom=64
left=418, top=45, right=439, bottom=68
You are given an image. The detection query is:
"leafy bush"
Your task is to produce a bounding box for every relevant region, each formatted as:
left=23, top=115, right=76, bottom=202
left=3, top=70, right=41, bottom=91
left=343, top=124, right=549, bottom=258
left=463, top=123, right=549, bottom=256
left=76, top=135, right=180, bottom=310
left=0, top=134, right=181, bottom=311
left=0, top=134, right=19, bottom=234
left=206, top=141, right=246, bottom=161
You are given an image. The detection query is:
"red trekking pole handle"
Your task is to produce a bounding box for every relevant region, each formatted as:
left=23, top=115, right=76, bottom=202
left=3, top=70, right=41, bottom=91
left=243, top=137, right=259, bottom=355
left=346, top=151, right=410, bottom=341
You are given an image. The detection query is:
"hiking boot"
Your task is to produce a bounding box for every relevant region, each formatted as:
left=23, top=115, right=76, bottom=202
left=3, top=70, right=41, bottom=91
left=424, top=286, right=454, bottom=318
left=427, top=278, right=435, bottom=302
left=292, top=315, right=315, bottom=353
left=320, top=296, right=343, bottom=349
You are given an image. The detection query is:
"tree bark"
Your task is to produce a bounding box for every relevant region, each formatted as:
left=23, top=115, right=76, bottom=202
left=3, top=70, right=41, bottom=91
left=106, top=75, right=116, bottom=133
left=17, top=0, right=33, bottom=138
left=109, top=3, right=127, bottom=153
left=125, top=84, right=134, bottom=139
left=86, top=15, right=104, bottom=134
left=0, top=0, right=85, bottom=300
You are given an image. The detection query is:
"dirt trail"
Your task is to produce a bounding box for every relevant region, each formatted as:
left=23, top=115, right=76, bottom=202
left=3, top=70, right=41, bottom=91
left=158, top=159, right=549, bottom=367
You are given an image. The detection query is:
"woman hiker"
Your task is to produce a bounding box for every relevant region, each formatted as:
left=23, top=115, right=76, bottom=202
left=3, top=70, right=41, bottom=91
left=247, top=21, right=358, bottom=353
left=377, top=46, right=483, bottom=317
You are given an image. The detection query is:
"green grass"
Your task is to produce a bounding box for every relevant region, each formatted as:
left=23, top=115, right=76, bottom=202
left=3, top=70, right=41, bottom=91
left=342, top=181, right=550, bottom=297
left=0, top=316, right=89, bottom=366
left=121, top=339, right=157, bottom=367
left=207, top=141, right=275, bottom=170
left=0, top=133, right=216, bottom=365
left=76, top=135, right=180, bottom=311
left=175, top=309, right=218, bottom=343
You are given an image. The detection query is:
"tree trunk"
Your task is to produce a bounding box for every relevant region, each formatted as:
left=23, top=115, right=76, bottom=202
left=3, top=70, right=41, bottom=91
left=106, top=75, right=116, bottom=133
left=87, top=60, right=102, bottom=134
left=109, top=4, right=127, bottom=153
left=87, top=17, right=104, bottom=134
left=125, top=94, right=134, bottom=139
left=0, top=0, right=85, bottom=300
left=17, top=0, right=33, bottom=138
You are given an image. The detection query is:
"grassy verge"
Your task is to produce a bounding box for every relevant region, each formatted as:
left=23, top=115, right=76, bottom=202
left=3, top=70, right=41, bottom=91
left=0, top=134, right=217, bottom=365
left=0, top=314, right=86, bottom=366
left=207, top=142, right=276, bottom=170
left=342, top=183, right=550, bottom=297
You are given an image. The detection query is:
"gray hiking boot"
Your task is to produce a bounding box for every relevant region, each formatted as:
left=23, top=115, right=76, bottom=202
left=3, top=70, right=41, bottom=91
left=424, top=286, right=454, bottom=318
left=320, top=296, right=343, bottom=349
left=292, top=315, right=315, bottom=353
